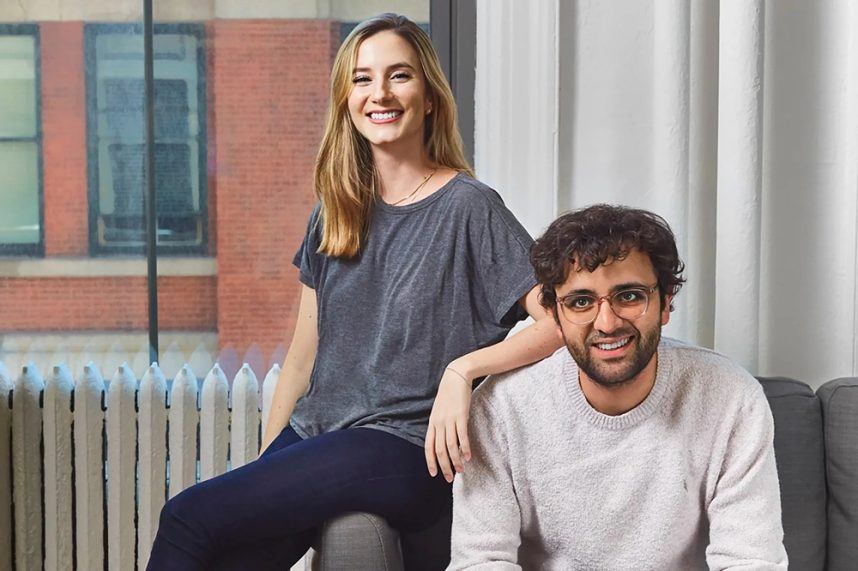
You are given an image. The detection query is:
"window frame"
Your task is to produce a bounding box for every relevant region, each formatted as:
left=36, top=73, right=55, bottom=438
left=430, top=0, right=476, bottom=165
left=0, top=23, right=45, bottom=257
left=84, top=22, right=208, bottom=257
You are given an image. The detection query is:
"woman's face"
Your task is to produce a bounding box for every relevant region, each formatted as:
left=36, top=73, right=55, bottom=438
left=347, top=30, right=431, bottom=149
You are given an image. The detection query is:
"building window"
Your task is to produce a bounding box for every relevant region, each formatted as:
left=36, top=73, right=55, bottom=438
left=0, top=24, right=43, bottom=256
left=85, top=24, right=207, bottom=256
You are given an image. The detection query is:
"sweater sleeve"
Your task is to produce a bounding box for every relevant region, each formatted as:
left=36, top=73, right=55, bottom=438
left=705, top=384, right=789, bottom=570
left=448, top=388, right=522, bottom=570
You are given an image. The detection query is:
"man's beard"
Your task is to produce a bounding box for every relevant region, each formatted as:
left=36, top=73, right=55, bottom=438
left=564, top=323, right=661, bottom=388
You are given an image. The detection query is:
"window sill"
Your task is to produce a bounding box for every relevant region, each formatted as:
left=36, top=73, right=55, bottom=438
left=0, top=257, right=217, bottom=277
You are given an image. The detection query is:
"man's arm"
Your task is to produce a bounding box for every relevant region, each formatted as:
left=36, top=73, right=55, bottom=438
left=706, top=384, right=789, bottom=570
left=448, top=389, right=522, bottom=570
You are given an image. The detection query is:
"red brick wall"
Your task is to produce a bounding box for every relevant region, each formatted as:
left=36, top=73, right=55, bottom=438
left=212, top=20, right=339, bottom=358
left=40, top=22, right=88, bottom=257
left=0, top=276, right=216, bottom=331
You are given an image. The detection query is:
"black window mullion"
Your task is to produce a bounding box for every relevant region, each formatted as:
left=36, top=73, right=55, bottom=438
left=430, top=0, right=476, bottom=166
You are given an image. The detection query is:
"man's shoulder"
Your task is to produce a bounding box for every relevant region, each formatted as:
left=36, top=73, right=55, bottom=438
left=473, top=348, right=568, bottom=413
left=662, top=338, right=766, bottom=405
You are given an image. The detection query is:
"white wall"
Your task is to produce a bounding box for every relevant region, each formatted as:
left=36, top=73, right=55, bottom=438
left=476, top=0, right=858, bottom=387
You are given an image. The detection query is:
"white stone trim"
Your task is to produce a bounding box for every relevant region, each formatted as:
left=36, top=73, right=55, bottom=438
left=0, top=257, right=216, bottom=278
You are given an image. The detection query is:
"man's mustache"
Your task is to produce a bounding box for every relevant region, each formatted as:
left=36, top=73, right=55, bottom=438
left=586, top=330, right=637, bottom=345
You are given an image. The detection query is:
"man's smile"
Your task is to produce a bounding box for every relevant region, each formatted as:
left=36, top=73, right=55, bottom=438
left=590, top=334, right=636, bottom=358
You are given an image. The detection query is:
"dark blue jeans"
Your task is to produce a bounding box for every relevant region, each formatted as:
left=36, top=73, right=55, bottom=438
left=147, top=426, right=452, bottom=570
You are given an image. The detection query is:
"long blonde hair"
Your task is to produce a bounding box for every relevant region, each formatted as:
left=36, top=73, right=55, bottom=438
left=314, top=13, right=473, bottom=258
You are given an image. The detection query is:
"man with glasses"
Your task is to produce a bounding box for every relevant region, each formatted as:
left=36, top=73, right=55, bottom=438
left=448, top=205, right=787, bottom=570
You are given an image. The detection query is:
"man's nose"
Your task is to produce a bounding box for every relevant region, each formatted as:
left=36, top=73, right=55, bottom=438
left=593, top=299, right=623, bottom=334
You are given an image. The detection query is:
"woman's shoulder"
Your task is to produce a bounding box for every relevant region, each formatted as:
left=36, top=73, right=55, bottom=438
left=443, top=171, right=508, bottom=212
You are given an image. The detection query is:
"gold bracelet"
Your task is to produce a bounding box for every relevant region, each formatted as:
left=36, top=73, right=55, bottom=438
left=446, top=366, right=470, bottom=384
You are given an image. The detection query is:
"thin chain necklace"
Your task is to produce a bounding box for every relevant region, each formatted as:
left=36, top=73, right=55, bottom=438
left=388, top=168, right=438, bottom=207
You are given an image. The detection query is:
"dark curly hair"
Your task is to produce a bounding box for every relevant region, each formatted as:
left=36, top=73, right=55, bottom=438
left=530, top=204, right=686, bottom=318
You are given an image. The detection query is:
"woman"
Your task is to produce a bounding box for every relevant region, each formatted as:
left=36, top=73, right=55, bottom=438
left=148, top=13, right=561, bottom=570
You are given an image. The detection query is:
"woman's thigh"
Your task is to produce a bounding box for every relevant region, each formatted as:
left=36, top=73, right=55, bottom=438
left=174, top=427, right=450, bottom=548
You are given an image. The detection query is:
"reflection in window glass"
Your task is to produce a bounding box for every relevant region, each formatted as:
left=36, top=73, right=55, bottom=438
left=87, top=24, right=206, bottom=255
left=0, top=28, right=41, bottom=250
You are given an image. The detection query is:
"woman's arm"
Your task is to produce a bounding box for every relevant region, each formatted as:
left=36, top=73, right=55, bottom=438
left=425, top=285, right=563, bottom=481
left=259, top=284, right=319, bottom=456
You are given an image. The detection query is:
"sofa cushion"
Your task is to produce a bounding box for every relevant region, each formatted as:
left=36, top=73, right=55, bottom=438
left=757, top=377, right=826, bottom=571
left=816, top=377, right=858, bottom=571
left=308, top=512, right=403, bottom=571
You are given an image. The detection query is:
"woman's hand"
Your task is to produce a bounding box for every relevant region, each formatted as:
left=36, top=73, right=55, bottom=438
left=425, top=365, right=474, bottom=482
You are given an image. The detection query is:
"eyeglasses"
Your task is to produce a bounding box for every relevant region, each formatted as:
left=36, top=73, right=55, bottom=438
left=556, top=285, right=658, bottom=325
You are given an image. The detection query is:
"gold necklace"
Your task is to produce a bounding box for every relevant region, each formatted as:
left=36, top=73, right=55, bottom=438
left=388, top=168, right=438, bottom=206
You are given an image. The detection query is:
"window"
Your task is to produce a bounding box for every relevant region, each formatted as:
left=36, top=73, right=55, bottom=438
left=0, top=24, right=42, bottom=256
left=85, top=23, right=207, bottom=256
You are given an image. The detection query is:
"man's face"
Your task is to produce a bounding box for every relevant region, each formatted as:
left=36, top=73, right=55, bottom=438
left=555, top=249, right=671, bottom=389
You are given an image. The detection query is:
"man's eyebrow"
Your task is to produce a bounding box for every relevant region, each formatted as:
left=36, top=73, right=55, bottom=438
left=611, top=282, right=650, bottom=292
left=353, top=62, right=416, bottom=74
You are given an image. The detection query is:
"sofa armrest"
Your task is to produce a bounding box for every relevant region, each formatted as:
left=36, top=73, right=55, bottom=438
left=307, top=512, right=404, bottom=571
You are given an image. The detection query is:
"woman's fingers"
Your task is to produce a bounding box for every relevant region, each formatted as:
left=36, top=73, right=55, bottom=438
left=446, top=420, right=463, bottom=475
left=434, top=423, right=455, bottom=482
left=424, top=424, right=439, bottom=477
left=456, top=415, right=471, bottom=463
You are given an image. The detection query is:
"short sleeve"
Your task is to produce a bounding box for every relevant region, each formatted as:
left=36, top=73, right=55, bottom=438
left=472, top=191, right=536, bottom=327
left=292, top=203, right=322, bottom=289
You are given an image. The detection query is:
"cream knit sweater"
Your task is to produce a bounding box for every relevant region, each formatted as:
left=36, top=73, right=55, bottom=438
left=449, top=338, right=788, bottom=570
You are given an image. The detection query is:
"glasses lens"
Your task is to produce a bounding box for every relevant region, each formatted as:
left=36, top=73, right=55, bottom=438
left=609, top=288, right=649, bottom=319
left=559, top=295, right=598, bottom=324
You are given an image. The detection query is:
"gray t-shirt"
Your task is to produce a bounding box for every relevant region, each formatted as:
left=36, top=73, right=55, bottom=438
left=290, top=172, right=535, bottom=447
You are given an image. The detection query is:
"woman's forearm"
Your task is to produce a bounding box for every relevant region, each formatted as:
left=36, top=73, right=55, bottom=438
left=451, top=317, right=563, bottom=384
left=260, top=284, right=319, bottom=454
left=261, top=361, right=312, bottom=451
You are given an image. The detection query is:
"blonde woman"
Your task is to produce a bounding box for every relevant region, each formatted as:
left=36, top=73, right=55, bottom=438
left=148, top=13, right=560, bottom=570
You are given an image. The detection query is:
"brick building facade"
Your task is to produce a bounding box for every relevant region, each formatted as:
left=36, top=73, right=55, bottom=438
left=0, top=19, right=342, bottom=374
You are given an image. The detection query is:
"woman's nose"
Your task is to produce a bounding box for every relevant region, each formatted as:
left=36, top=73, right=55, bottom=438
left=372, top=79, right=391, bottom=102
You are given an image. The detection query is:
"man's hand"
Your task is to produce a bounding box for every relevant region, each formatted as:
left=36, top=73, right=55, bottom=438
left=425, top=366, right=473, bottom=482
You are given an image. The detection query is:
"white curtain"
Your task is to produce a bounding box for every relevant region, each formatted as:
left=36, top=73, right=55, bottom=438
left=475, top=0, right=858, bottom=388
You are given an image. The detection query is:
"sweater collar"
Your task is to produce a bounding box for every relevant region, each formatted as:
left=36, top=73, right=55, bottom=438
left=561, top=339, right=675, bottom=430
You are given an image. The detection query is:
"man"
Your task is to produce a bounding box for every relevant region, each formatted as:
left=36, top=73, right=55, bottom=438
left=448, top=205, right=788, bottom=570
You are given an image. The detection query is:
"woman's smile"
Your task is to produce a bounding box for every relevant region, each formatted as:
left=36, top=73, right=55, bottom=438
left=367, top=109, right=405, bottom=124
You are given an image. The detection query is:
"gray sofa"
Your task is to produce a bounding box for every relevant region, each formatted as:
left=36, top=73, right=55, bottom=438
left=308, top=376, right=858, bottom=570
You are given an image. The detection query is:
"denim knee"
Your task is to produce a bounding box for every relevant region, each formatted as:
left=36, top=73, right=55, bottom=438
left=147, top=486, right=215, bottom=570
left=157, top=485, right=210, bottom=548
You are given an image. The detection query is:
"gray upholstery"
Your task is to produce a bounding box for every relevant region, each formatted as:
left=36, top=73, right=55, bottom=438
left=309, top=511, right=452, bottom=571
left=307, top=512, right=403, bottom=571
left=758, top=377, right=827, bottom=570
left=817, top=377, right=858, bottom=571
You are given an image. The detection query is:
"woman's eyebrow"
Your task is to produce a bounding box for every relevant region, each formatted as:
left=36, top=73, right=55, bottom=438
left=353, top=62, right=416, bottom=74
